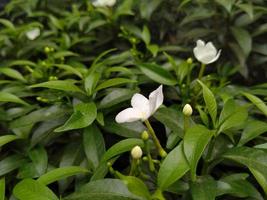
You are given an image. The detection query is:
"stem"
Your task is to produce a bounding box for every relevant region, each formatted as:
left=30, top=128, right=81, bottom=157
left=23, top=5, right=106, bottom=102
left=198, top=63, right=206, bottom=79
left=144, top=120, right=166, bottom=158
left=152, top=189, right=166, bottom=200
left=129, top=158, right=137, bottom=176
left=201, top=137, right=216, bottom=175
left=144, top=140, right=155, bottom=172
left=183, top=116, right=190, bottom=133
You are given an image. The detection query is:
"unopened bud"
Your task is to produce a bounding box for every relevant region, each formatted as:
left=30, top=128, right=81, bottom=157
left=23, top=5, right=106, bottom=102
left=187, top=58, right=193, bottom=64
left=131, top=146, right=143, bottom=159
left=141, top=131, right=149, bottom=141
left=44, top=46, right=50, bottom=53
left=183, top=104, right=193, bottom=117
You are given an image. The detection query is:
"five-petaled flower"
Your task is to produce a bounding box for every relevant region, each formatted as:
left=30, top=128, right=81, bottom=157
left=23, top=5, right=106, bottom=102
left=193, top=39, right=221, bottom=64
left=93, top=0, right=116, bottom=7
left=26, top=28, right=40, bottom=40
left=115, top=85, right=163, bottom=123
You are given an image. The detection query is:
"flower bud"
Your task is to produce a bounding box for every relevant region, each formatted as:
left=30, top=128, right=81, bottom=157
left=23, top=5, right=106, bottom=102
left=183, top=104, right=193, bottom=117
left=187, top=58, right=193, bottom=64
left=131, top=146, right=142, bottom=159
left=44, top=46, right=50, bottom=53
left=141, top=131, right=149, bottom=141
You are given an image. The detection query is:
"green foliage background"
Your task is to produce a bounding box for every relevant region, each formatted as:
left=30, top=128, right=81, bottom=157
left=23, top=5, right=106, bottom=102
left=0, top=0, right=266, bottom=200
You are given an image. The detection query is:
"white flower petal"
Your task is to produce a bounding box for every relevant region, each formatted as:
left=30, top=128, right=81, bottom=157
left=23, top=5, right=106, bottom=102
left=26, top=28, right=40, bottom=40
left=93, top=0, right=116, bottom=7
left=115, top=108, right=142, bottom=123
left=149, top=85, right=163, bottom=114
left=206, top=49, right=221, bottom=64
left=193, top=39, right=220, bottom=64
left=131, top=93, right=150, bottom=120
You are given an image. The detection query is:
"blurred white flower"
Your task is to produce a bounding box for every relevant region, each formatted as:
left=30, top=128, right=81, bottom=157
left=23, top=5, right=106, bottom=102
left=131, top=146, right=143, bottom=159
left=115, top=85, right=163, bottom=123
left=93, top=0, right=116, bottom=7
left=193, top=40, right=221, bottom=64
left=26, top=28, right=40, bottom=40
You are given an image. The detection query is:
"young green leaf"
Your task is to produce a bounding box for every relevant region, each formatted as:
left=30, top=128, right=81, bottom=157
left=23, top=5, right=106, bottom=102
left=0, top=135, right=19, bottom=148
left=0, top=155, right=26, bottom=176
left=95, top=78, right=136, bottom=92
left=0, top=68, right=26, bottom=82
left=158, top=142, right=190, bottom=190
left=190, top=176, right=217, bottom=200
left=29, top=146, right=48, bottom=176
left=197, top=80, right=217, bottom=127
left=55, top=102, right=97, bottom=132
left=183, top=125, right=213, bottom=181
left=13, top=179, right=58, bottom=200
left=0, top=92, right=29, bottom=106
left=231, top=27, right=252, bottom=57
left=101, top=139, right=144, bottom=162
left=37, top=166, right=88, bottom=186
left=242, top=92, right=267, bottom=116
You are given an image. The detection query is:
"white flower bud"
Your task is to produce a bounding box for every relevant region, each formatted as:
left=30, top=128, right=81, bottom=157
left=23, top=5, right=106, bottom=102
left=183, top=104, right=193, bottom=117
left=131, top=146, right=143, bottom=159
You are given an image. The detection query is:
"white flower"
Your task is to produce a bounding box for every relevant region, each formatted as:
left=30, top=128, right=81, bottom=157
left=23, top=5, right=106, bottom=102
left=26, top=28, right=40, bottom=40
left=93, top=0, right=116, bottom=7
left=115, top=85, right=163, bottom=123
left=131, top=146, right=143, bottom=159
left=183, top=104, right=193, bottom=117
left=193, top=39, right=221, bottom=64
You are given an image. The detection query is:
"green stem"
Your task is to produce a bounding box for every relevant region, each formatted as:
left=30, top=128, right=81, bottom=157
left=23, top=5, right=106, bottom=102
left=152, top=189, right=166, bottom=200
left=129, top=158, right=137, bottom=176
left=198, top=63, right=206, bottom=79
left=144, top=120, right=167, bottom=158
left=183, top=116, right=190, bottom=133
left=144, top=140, right=155, bottom=172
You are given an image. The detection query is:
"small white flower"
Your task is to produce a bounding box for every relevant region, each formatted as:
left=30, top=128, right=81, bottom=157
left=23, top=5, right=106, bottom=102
left=115, top=85, right=163, bottom=123
left=93, top=0, right=116, bottom=7
left=183, top=104, right=193, bottom=117
left=131, top=146, right=143, bottom=159
left=26, top=28, right=40, bottom=40
left=193, top=39, right=221, bottom=64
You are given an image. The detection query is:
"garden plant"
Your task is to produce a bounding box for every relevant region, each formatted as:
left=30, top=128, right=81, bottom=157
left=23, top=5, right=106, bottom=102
left=0, top=0, right=266, bottom=199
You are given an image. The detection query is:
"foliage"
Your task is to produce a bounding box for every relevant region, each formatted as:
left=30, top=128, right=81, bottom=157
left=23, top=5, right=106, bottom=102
left=0, top=0, right=266, bottom=200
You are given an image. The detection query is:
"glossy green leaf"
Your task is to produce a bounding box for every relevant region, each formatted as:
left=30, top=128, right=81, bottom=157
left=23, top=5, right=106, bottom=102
left=238, top=120, right=267, bottom=146
left=223, top=147, right=267, bottom=194
left=0, top=68, right=26, bottom=82
left=95, top=78, right=136, bottom=92
left=29, top=146, right=48, bottom=176
left=53, top=64, right=83, bottom=78
left=101, top=139, right=144, bottom=162
left=231, top=27, right=252, bottom=57
left=0, top=135, right=19, bottom=147
left=190, top=176, right=217, bottom=200
left=37, top=166, right=88, bottom=185
left=183, top=125, right=213, bottom=181
left=30, top=80, right=84, bottom=93
left=64, top=179, right=141, bottom=200
left=13, top=179, right=58, bottom=200
left=84, top=72, right=100, bottom=96
left=243, top=92, right=267, bottom=116
left=0, top=92, right=28, bottom=105
left=0, top=178, right=5, bottom=200
left=158, top=142, right=189, bottom=190
left=197, top=80, right=217, bottom=127
left=83, top=125, right=105, bottom=171
left=55, top=102, right=97, bottom=132
left=138, top=63, right=177, bottom=85
left=0, top=155, right=26, bottom=176
left=215, top=0, right=235, bottom=12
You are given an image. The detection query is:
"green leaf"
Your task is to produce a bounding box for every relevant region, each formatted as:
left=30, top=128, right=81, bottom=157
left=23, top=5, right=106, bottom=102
left=83, top=125, right=105, bottom=171
left=237, top=3, right=254, bottom=20
left=0, top=92, right=28, bottom=105
left=95, top=78, right=136, bottom=92
left=223, top=147, right=267, bottom=194
left=0, top=155, right=26, bottom=176
left=64, top=179, right=141, bottom=200
left=0, top=68, right=26, bottom=82
left=242, top=92, right=267, bottom=116
left=142, top=26, right=150, bottom=45
left=84, top=72, right=100, bottom=96
left=99, top=88, right=137, bottom=109
left=197, top=80, right=217, bottom=126
left=37, top=166, right=88, bottom=185
left=119, top=175, right=151, bottom=200
left=0, top=135, right=19, bottom=147
left=139, top=0, right=162, bottom=20
left=217, top=174, right=263, bottom=199
left=101, top=139, right=144, bottom=163
left=0, top=178, right=5, bottom=200
left=29, top=146, right=48, bottom=176
left=158, top=142, right=190, bottom=190
left=13, top=179, right=58, bottom=200
left=215, top=0, right=235, bottom=12
left=190, top=176, right=217, bottom=200
left=238, top=120, right=267, bottom=146
left=183, top=125, right=213, bottom=181
left=55, top=102, right=97, bottom=132
left=231, top=27, right=252, bottom=57
left=138, top=63, right=177, bottom=85
left=53, top=64, right=83, bottom=78
left=30, top=80, right=84, bottom=93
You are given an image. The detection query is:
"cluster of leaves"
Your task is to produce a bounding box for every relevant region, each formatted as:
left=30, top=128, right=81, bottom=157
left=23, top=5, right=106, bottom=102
left=0, top=0, right=266, bottom=200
